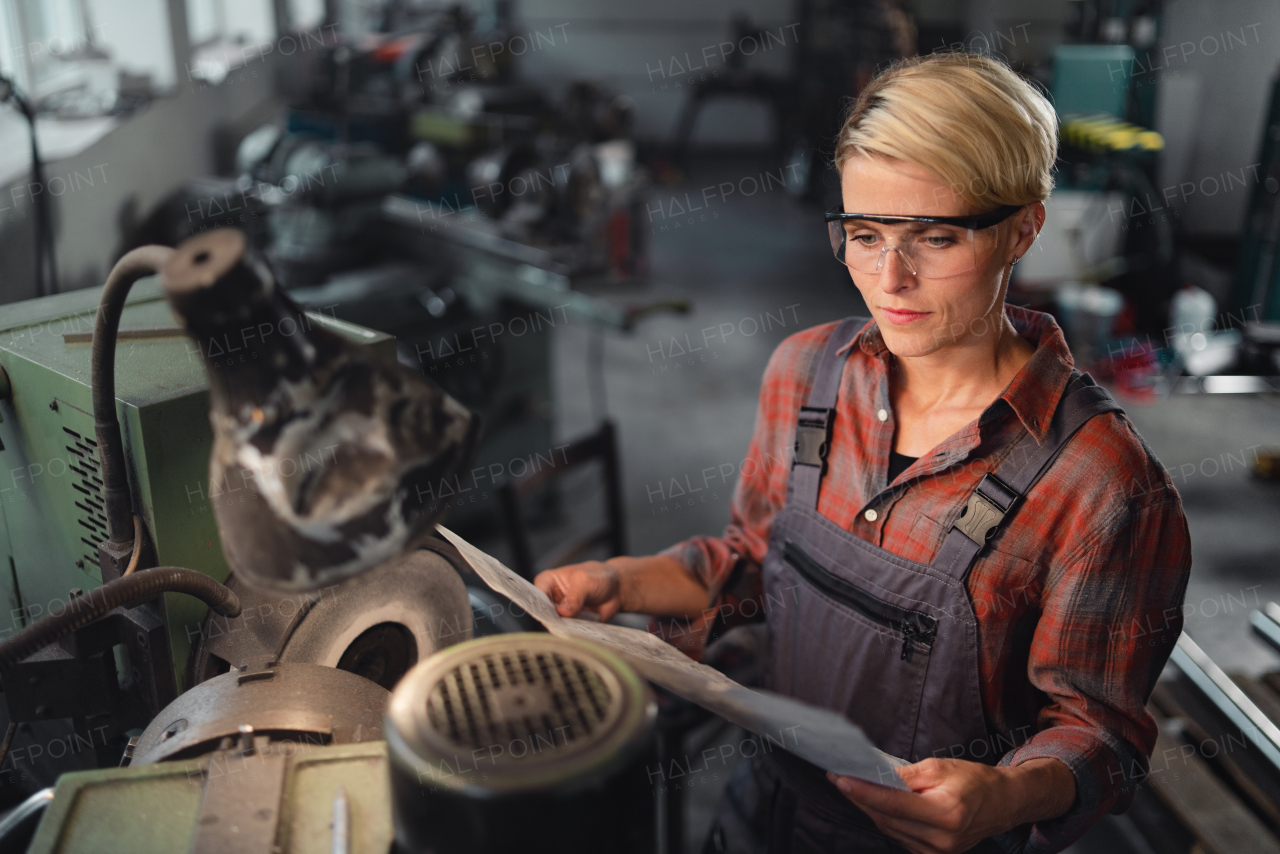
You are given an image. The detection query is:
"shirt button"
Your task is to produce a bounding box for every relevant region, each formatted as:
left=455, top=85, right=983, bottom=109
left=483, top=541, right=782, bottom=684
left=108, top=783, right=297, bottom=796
left=864, top=508, right=879, bottom=522
left=877, top=408, right=888, bottom=422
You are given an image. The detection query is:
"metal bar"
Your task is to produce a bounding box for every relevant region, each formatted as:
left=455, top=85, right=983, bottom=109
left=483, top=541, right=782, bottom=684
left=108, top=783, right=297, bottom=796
left=655, top=727, right=684, bottom=854
left=1251, top=604, right=1280, bottom=655
left=63, top=326, right=185, bottom=344
left=1170, top=633, right=1280, bottom=775
left=192, top=749, right=287, bottom=854
left=382, top=195, right=562, bottom=271
left=1169, top=376, right=1280, bottom=394
left=331, top=786, right=349, bottom=854
left=602, top=420, right=627, bottom=557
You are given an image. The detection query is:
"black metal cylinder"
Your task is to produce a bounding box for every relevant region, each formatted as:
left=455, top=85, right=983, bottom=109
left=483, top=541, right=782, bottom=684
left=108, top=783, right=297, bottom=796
left=386, top=633, right=657, bottom=854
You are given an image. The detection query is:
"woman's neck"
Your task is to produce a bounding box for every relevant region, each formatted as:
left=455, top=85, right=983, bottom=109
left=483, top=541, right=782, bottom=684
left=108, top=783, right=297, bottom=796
left=887, top=311, right=1036, bottom=456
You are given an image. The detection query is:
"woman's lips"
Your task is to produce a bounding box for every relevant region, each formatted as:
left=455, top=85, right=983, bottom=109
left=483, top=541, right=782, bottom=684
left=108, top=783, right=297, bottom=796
left=879, top=307, right=932, bottom=325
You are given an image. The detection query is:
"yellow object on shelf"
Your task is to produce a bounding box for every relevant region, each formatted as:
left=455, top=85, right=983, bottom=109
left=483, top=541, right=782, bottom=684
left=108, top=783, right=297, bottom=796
left=1061, top=114, right=1164, bottom=152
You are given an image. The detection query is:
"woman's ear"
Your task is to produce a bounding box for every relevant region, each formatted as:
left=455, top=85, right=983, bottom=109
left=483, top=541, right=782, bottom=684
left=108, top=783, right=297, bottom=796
left=1013, top=202, right=1046, bottom=260
left=1024, top=201, right=1046, bottom=238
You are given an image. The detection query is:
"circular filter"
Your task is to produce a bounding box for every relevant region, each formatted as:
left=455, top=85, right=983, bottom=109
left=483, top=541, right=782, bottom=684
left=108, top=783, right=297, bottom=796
left=387, top=632, right=653, bottom=794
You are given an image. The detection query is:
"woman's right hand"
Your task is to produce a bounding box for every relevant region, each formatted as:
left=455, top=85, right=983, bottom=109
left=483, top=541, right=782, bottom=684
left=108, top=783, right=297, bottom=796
left=534, top=561, right=625, bottom=621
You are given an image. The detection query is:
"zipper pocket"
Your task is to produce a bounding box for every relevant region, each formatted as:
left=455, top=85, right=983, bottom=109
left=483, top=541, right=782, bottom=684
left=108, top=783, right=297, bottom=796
left=782, top=540, right=938, bottom=661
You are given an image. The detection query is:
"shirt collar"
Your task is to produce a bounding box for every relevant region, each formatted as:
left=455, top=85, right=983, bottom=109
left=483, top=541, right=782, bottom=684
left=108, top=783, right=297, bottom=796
left=995, top=305, right=1075, bottom=444
left=845, top=305, right=1075, bottom=445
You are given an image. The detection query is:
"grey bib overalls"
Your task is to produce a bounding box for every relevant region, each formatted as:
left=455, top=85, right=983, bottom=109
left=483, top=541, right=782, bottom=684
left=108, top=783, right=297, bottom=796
left=706, top=318, right=1122, bottom=853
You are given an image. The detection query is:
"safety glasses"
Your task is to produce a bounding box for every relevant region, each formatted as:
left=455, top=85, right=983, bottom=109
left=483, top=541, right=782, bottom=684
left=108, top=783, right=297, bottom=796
left=825, top=205, right=1022, bottom=278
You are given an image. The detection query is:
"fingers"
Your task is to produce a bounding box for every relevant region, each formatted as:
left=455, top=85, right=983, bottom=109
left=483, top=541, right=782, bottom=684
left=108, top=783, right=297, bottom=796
left=828, top=759, right=1005, bottom=854
left=829, top=773, right=924, bottom=820
left=555, top=585, right=588, bottom=616
left=533, top=573, right=557, bottom=602
left=823, top=775, right=948, bottom=854
left=533, top=568, right=584, bottom=616
left=533, top=563, right=620, bottom=617
left=897, top=757, right=948, bottom=792
left=595, top=597, right=622, bottom=623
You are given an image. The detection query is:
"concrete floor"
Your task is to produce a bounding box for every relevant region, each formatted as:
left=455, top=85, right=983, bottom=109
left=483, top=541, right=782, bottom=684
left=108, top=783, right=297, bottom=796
left=1123, top=393, right=1280, bottom=675
left=520, top=154, right=1280, bottom=851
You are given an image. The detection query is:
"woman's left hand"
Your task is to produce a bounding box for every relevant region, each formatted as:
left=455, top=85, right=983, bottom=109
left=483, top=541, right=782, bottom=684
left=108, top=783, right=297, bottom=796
left=827, top=756, right=1075, bottom=854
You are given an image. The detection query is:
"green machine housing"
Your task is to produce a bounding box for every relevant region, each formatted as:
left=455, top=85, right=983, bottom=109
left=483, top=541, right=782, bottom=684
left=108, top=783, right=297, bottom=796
left=0, top=277, right=395, bottom=698
left=26, top=742, right=393, bottom=854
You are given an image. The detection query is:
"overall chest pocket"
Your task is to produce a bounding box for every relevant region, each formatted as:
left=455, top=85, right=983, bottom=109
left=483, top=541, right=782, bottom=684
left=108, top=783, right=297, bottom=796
left=783, top=541, right=938, bottom=661
left=771, top=540, right=940, bottom=759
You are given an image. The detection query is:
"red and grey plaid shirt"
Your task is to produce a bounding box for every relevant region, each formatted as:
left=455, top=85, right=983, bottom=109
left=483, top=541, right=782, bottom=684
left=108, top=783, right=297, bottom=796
left=658, top=305, right=1191, bottom=853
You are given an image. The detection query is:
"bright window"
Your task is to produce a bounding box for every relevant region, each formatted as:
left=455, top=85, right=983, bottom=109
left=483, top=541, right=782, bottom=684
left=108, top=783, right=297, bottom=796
left=187, top=0, right=220, bottom=46
left=1, top=0, right=177, bottom=101
left=289, top=0, right=325, bottom=31
left=88, top=0, right=176, bottom=91
left=11, top=0, right=96, bottom=97
left=186, top=0, right=274, bottom=47
left=0, top=1, right=25, bottom=89
left=184, top=0, right=276, bottom=84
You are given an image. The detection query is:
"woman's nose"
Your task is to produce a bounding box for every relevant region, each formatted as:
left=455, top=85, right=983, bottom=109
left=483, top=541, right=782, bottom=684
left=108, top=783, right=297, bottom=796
left=877, top=246, right=916, bottom=290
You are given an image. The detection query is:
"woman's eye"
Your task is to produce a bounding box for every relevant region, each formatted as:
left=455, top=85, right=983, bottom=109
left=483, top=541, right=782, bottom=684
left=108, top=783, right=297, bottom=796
left=922, top=236, right=955, bottom=249
left=850, top=233, right=879, bottom=246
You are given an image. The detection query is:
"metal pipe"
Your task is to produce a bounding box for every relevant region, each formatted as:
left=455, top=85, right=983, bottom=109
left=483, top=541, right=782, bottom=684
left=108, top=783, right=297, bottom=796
left=1169, top=633, right=1280, bottom=775
left=1249, top=603, right=1280, bottom=654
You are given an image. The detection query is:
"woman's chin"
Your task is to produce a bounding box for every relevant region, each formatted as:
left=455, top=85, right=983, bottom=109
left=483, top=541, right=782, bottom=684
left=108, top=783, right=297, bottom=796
left=878, top=325, right=947, bottom=359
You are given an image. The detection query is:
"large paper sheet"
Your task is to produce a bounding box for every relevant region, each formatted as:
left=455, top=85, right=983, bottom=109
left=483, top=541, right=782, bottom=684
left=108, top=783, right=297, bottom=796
left=437, top=526, right=907, bottom=789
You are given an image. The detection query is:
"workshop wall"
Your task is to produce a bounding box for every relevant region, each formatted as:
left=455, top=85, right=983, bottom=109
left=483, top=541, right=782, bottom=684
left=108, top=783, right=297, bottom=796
left=1155, top=0, right=1280, bottom=238
left=513, top=0, right=1066, bottom=149
left=517, top=0, right=794, bottom=148
left=959, top=0, right=1068, bottom=66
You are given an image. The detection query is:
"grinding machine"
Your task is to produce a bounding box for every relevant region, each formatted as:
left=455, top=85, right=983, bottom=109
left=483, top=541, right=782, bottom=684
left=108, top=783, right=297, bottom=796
left=0, top=230, right=657, bottom=853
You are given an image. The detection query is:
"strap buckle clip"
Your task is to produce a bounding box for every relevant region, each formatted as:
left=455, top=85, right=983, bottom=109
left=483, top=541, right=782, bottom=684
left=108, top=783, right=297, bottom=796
left=793, top=407, right=835, bottom=474
left=953, top=473, right=1020, bottom=545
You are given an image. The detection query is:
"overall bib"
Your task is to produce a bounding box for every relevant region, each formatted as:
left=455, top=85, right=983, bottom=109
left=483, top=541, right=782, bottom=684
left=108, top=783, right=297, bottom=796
left=705, top=318, right=1123, bottom=854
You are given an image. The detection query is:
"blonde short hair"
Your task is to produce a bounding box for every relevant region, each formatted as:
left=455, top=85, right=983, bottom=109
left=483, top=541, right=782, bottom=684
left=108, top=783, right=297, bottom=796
left=834, top=53, right=1057, bottom=211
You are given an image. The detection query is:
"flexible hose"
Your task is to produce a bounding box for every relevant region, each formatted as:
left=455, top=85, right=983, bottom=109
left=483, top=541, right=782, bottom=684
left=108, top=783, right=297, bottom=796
left=91, top=245, right=175, bottom=545
left=122, top=516, right=143, bottom=576
left=0, top=787, right=52, bottom=853
left=0, top=721, right=15, bottom=772
left=0, top=568, right=240, bottom=669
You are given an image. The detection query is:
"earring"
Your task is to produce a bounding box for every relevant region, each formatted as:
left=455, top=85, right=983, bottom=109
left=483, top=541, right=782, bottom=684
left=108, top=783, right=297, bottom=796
left=1010, top=256, right=1021, bottom=266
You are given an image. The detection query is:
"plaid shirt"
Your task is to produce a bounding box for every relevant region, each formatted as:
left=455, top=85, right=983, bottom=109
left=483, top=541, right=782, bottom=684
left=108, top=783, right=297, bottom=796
left=658, top=306, right=1191, bottom=853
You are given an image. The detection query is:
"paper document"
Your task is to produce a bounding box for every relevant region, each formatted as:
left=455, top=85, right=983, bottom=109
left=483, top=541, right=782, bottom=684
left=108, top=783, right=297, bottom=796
left=437, top=525, right=907, bottom=789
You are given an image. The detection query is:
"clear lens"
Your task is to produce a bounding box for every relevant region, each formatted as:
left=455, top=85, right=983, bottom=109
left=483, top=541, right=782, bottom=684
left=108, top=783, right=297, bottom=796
left=828, top=220, right=983, bottom=278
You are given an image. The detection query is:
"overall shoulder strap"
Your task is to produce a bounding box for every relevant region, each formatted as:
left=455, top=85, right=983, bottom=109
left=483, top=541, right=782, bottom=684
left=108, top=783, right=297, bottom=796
left=789, top=317, right=867, bottom=508
left=932, top=371, right=1125, bottom=581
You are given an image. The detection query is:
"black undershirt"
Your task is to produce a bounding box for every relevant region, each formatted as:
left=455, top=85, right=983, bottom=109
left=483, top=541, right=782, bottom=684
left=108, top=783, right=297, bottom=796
left=888, top=451, right=918, bottom=483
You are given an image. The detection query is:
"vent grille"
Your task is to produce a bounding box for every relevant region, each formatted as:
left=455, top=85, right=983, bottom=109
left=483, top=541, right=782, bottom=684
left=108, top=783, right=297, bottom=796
left=63, top=427, right=106, bottom=571
left=424, top=647, right=619, bottom=760
left=390, top=634, right=653, bottom=788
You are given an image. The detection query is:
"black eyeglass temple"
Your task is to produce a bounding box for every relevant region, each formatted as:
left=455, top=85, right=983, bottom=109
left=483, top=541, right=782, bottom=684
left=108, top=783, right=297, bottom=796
left=824, top=205, right=1022, bottom=229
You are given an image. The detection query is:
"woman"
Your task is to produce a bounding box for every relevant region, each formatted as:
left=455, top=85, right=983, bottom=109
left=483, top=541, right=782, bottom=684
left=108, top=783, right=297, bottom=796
left=535, top=53, right=1191, bottom=854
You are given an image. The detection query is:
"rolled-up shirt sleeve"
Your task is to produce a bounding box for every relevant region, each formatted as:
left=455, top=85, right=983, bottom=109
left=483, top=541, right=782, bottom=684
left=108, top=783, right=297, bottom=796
left=652, top=424, right=782, bottom=658
left=996, top=489, right=1191, bottom=854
